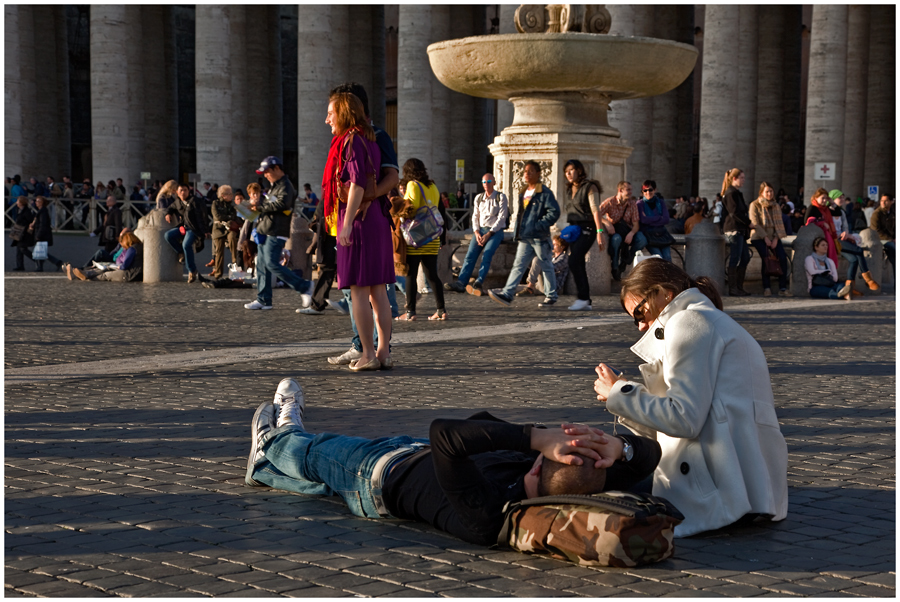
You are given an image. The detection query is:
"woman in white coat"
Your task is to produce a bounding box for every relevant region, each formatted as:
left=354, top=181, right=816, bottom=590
left=590, top=258, right=788, bottom=536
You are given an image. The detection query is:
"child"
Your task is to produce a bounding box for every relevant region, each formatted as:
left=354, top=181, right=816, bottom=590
left=518, top=235, right=570, bottom=296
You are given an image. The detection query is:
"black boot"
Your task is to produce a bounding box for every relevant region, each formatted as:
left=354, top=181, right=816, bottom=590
left=727, top=268, right=741, bottom=296
left=735, top=266, right=751, bottom=296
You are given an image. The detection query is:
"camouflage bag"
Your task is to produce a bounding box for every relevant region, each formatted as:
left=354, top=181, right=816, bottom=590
left=497, top=491, right=684, bottom=568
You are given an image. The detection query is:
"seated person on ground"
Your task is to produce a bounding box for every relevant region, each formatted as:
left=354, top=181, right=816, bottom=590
left=246, top=379, right=660, bottom=547
left=805, top=236, right=852, bottom=300
left=67, top=231, right=143, bottom=282
left=518, top=234, right=569, bottom=297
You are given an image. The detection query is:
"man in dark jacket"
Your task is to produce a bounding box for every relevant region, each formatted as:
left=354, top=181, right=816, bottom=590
left=488, top=160, right=560, bottom=308
left=244, top=156, right=314, bottom=310
left=246, top=379, right=660, bottom=547
left=164, top=183, right=209, bottom=283
left=94, top=195, right=123, bottom=254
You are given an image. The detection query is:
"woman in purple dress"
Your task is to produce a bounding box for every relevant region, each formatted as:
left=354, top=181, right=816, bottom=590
left=322, top=92, right=395, bottom=371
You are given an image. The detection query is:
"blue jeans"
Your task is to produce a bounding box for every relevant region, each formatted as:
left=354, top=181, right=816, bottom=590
left=841, top=246, right=868, bottom=281
left=257, top=236, right=311, bottom=305
left=644, top=245, right=672, bottom=262
left=810, top=283, right=845, bottom=299
left=251, top=425, right=428, bottom=519
left=501, top=238, right=557, bottom=300
left=457, top=228, right=503, bottom=285
left=385, top=282, right=400, bottom=318
left=884, top=241, right=895, bottom=275
left=608, top=231, right=648, bottom=270
left=727, top=234, right=751, bottom=269
left=164, top=227, right=199, bottom=273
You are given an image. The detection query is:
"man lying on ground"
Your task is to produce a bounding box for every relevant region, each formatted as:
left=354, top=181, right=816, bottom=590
left=246, top=379, right=661, bottom=546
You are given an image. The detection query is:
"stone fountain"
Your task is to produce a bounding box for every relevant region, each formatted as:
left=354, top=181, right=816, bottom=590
left=427, top=4, right=698, bottom=293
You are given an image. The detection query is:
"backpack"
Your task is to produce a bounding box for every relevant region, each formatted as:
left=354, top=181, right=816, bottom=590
left=497, top=491, right=684, bottom=568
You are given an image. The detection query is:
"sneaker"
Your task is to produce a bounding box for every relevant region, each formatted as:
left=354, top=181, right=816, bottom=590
left=298, top=294, right=312, bottom=308
left=326, top=299, right=350, bottom=315
left=245, top=400, right=276, bottom=487
left=538, top=297, right=557, bottom=308
left=327, top=347, right=362, bottom=365
left=763, top=288, right=772, bottom=297
left=568, top=299, right=592, bottom=311
left=444, top=281, right=465, bottom=293
left=779, top=289, right=794, bottom=297
left=488, top=289, right=513, bottom=307
left=466, top=281, right=484, bottom=296
left=244, top=300, right=273, bottom=310
left=296, top=306, right=323, bottom=315
left=274, top=378, right=305, bottom=430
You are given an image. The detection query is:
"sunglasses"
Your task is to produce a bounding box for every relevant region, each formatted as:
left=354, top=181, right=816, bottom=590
left=642, top=188, right=654, bottom=193
left=631, top=297, right=649, bottom=327
left=482, top=180, right=493, bottom=184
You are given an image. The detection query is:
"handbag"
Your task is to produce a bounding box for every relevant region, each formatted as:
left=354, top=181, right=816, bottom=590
left=400, top=183, right=444, bottom=248
left=32, top=241, right=48, bottom=260
left=560, top=225, right=582, bottom=243
left=812, top=272, right=836, bottom=288
left=9, top=224, right=25, bottom=241
left=336, top=132, right=379, bottom=218
left=764, top=248, right=783, bottom=276
left=644, top=227, right=676, bottom=248
left=498, top=491, right=684, bottom=568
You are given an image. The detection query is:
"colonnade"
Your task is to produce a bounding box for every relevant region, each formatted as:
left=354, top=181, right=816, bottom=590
left=4, top=4, right=895, bottom=202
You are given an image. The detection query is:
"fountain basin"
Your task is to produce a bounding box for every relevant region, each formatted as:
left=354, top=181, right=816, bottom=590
left=427, top=33, right=699, bottom=101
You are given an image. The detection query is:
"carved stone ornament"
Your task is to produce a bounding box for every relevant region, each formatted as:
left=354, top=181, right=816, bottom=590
left=515, top=5, right=611, bottom=34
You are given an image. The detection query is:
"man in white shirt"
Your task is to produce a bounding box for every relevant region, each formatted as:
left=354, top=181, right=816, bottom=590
left=444, top=173, right=509, bottom=296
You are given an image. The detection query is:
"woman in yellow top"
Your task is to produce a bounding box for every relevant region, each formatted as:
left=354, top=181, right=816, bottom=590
left=399, top=158, right=447, bottom=321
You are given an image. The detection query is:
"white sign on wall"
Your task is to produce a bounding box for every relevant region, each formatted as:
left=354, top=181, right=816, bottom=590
left=814, top=162, right=836, bottom=180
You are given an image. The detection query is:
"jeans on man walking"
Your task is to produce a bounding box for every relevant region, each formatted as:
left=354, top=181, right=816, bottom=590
left=457, top=228, right=503, bottom=285
left=250, top=424, right=428, bottom=519
left=500, top=238, right=557, bottom=300
left=164, top=227, right=199, bottom=273
left=256, top=235, right=312, bottom=305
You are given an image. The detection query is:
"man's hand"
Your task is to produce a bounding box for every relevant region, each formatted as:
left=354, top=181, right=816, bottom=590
left=561, top=425, right=624, bottom=468
left=530, top=424, right=613, bottom=468
left=165, top=214, right=172, bottom=224
left=480, top=231, right=491, bottom=246
left=624, top=231, right=634, bottom=245
left=594, top=363, right=624, bottom=403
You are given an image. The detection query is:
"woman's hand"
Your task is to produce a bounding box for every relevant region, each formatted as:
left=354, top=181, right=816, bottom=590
left=594, top=363, right=624, bottom=402
left=339, top=221, right=353, bottom=247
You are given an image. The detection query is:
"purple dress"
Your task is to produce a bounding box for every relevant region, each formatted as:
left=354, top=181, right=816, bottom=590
left=335, top=135, right=395, bottom=288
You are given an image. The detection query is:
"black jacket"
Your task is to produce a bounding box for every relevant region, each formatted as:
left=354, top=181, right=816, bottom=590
left=722, top=186, right=750, bottom=235
left=32, top=206, right=53, bottom=245
left=256, top=176, right=296, bottom=238
left=166, top=196, right=208, bottom=235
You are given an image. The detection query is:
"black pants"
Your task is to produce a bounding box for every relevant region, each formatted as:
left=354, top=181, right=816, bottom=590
left=568, top=225, right=595, bottom=302
left=310, top=266, right=337, bottom=311
left=406, top=254, right=444, bottom=314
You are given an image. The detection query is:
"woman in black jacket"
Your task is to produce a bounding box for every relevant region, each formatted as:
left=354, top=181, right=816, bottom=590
left=721, top=168, right=751, bottom=296
left=11, top=197, right=34, bottom=271
left=30, top=196, right=63, bottom=271
left=164, top=182, right=209, bottom=283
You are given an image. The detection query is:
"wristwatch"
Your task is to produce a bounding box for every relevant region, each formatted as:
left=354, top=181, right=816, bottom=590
left=620, top=437, right=633, bottom=462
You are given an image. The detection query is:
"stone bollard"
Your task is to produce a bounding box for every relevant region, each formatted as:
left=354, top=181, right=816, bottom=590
left=789, top=225, right=821, bottom=297
left=685, top=221, right=725, bottom=296
left=587, top=232, right=612, bottom=295
left=859, top=228, right=884, bottom=296
left=135, top=208, right=183, bottom=283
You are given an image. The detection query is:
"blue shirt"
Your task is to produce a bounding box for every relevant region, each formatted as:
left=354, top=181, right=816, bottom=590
left=374, top=126, right=399, bottom=173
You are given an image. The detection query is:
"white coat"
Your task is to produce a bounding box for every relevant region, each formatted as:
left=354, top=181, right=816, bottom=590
left=607, top=288, right=788, bottom=537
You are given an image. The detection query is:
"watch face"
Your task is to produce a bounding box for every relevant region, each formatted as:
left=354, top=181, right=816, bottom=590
left=623, top=442, right=634, bottom=462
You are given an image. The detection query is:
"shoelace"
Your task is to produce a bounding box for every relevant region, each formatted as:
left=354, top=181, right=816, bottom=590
left=276, top=396, right=304, bottom=429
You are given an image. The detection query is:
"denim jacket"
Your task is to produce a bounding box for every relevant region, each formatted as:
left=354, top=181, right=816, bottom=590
left=513, top=184, right=560, bottom=242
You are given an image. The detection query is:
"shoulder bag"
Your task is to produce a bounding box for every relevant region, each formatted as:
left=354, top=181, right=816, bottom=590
left=9, top=224, right=25, bottom=241
left=498, top=491, right=684, bottom=568
left=764, top=248, right=783, bottom=276
left=400, top=182, right=444, bottom=248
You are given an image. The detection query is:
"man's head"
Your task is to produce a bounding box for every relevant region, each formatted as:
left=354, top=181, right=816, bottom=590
left=880, top=194, right=893, bottom=210
left=116, top=178, right=123, bottom=186
left=523, top=161, right=541, bottom=187
left=482, top=173, right=495, bottom=195
left=176, top=183, right=191, bottom=200
left=330, top=82, right=370, bottom=118
left=303, top=183, right=312, bottom=193
left=524, top=454, right=607, bottom=499
left=30, top=177, right=38, bottom=185
left=106, top=195, right=116, bottom=208
left=203, top=182, right=211, bottom=190
left=617, top=181, right=632, bottom=200
left=47, top=176, right=55, bottom=184
left=217, top=184, right=234, bottom=202
left=256, top=156, right=285, bottom=184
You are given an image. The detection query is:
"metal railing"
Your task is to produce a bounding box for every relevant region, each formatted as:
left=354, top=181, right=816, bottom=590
left=444, top=208, right=472, bottom=232
left=3, top=197, right=155, bottom=233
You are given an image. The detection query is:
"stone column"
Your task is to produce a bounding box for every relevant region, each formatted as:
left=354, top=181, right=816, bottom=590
left=195, top=6, right=232, bottom=187
left=841, top=6, right=870, bottom=200
left=430, top=6, right=452, bottom=190
left=449, top=5, right=475, bottom=190
left=698, top=5, right=740, bottom=198
left=349, top=6, right=375, bottom=105
left=90, top=5, right=131, bottom=184
left=32, top=6, right=69, bottom=178
left=397, top=6, right=434, bottom=168
left=803, top=5, right=848, bottom=198
left=495, top=4, right=518, bottom=135
left=736, top=6, right=758, bottom=198
left=371, top=7, right=387, bottom=130
left=864, top=5, right=896, bottom=195
left=125, top=5, right=145, bottom=184
left=673, top=5, right=695, bottom=197
left=297, top=6, right=348, bottom=192
left=5, top=5, right=23, bottom=177
left=755, top=7, right=785, bottom=187
left=627, top=6, right=655, bottom=184
left=230, top=6, right=249, bottom=188
left=141, top=6, right=177, bottom=182
left=780, top=7, right=803, bottom=196
left=651, top=6, right=679, bottom=196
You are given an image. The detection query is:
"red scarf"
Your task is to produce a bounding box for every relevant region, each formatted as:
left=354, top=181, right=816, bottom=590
left=811, top=197, right=836, bottom=237
left=322, top=127, right=360, bottom=236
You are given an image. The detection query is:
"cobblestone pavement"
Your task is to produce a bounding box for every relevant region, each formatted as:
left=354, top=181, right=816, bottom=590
left=5, top=272, right=896, bottom=597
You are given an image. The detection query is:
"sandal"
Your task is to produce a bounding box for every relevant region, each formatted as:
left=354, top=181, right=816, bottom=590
left=396, top=312, right=416, bottom=321
left=428, top=310, right=448, bottom=321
